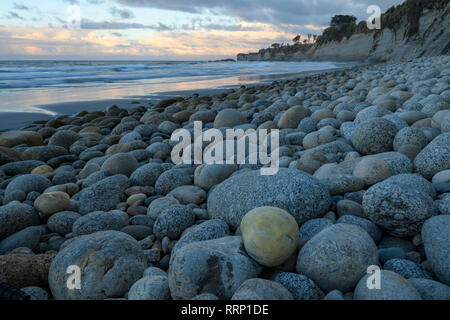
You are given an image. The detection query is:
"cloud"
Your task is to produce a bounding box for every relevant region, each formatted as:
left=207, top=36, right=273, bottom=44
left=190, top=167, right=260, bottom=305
left=80, top=19, right=173, bottom=31
left=13, top=3, right=30, bottom=11
left=87, top=0, right=106, bottom=4
left=116, top=0, right=405, bottom=27
left=7, top=11, right=25, bottom=20
left=64, top=0, right=79, bottom=4
left=109, top=7, right=135, bottom=19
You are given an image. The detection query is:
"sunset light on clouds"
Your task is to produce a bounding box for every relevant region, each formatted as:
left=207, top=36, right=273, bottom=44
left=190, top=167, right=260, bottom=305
left=0, top=0, right=404, bottom=60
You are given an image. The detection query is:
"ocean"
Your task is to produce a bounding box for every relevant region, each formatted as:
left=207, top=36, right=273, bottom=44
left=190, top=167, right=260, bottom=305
left=0, top=60, right=346, bottom=114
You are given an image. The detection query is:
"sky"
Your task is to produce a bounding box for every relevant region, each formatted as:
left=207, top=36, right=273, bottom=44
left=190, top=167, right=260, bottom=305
left=0, top=0, right=405, bottom=60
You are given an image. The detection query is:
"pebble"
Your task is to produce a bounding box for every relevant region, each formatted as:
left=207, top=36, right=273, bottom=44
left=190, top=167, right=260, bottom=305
left=34, top=191, right=70, bottom=217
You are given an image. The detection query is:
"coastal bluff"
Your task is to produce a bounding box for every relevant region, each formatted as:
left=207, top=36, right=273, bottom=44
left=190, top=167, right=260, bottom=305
left=238, top=1, right=450, bottom=62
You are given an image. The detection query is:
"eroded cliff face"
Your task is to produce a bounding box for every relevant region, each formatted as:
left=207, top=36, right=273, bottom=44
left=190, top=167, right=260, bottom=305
left=238, top=4, right=449, bottom=62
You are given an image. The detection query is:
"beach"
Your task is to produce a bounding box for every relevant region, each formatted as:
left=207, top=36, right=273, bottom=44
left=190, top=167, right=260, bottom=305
left=0, top=55, right=449, bottom=300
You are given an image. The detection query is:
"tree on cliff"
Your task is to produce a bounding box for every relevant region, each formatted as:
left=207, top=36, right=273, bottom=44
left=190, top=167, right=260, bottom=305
left=292, top=35, right=301, bottom=43
left=316, top=14, right=357, bottom=45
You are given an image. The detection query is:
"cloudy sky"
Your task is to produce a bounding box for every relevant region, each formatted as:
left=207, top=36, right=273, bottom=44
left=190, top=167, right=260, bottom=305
left=0, top=0, right=405, bottom=60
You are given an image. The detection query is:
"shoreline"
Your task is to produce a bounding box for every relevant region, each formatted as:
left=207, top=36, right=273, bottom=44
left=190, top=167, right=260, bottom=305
left=0, top=63, right=362, bottom=132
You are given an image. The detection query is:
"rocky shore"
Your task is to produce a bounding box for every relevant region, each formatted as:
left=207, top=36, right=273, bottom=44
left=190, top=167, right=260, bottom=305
left=0, top=55, right=449, bottom=300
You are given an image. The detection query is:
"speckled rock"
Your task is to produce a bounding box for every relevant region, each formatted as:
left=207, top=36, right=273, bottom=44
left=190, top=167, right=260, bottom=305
left=154, top=169, right=193, bottom=195
left=362, top=180, right=437, bottom=237
left=384, top=258, right=433, bottom=280
left=153, top=205, right=195, bottom=239
left=231, top=278, right=293, bottom=300
left=168, top=236, right=262, bottom=300
left=77, top=175, right=129, bottom=214
left=318, top=174, right=365, bottom=195
left=47, top=211, right=81, bottom=235
left=298, top=218, right=333, bottom=242
left=208, top=168, right=331, bottom=229
left=72, top=210, right=129, bottom=236
left=414, top=133, right=450, bottom=179
left=352, top=118, right=398, bottom=155
left=171, top=219, right=230, bottom=255
left=354, top=270, right=422, bottom=300
left=421, top=215, right=450, bottom=285
left=129, top=163, right=164, bottom=187
left=272, top=272, right=324, bottom=300
left=296, top=223, right=378, bottom=293
left=240, top=207, right=299, bottom=267
left=127, top=275, right=170, bottom=300
left=49, top=231, right=146, bottom=300
left=0, top=201, right=40, bottom=240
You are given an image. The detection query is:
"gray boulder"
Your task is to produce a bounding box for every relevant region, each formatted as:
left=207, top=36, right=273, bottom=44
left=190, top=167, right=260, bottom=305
left=231, top=278, right=293, bottom=300
left=0, top=201, right=40, bottom=239
left=171, top=219, right=230, bottom=255
left=422, top=215, right=450, bottom=285
left=153, top=205, right=195, bottom=239
left=168, top=236, right=262, bottom=299
left=296, top=223, right=378, bottom=293
left=414, top=133, right=450, bottom=179
left=49, top=231, right=147, bottom=300
left=208, top=168, right=331, bottom=229
left=0, top=226, right=41, bottom=254
left=72, top=210, right=129, bottom=236
left=272, top=272, right=324, bottom=300
left=77, top=175, right=129, bottom=214
left=354, top=270, right=422, bottom=300
left=5, top=174, right=52, bottom=197
left=362, top=180, right=437, bottom=237
left=408, top=278, right=450, bottom=300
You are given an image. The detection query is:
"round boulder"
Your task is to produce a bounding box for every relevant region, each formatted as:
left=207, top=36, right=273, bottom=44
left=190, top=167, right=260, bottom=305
left=207, top=168, right=331, bottom=229
left=352, top=118, right=398, bottom=155
left=362, top=180, right=437, bottom=237
left=296, top=223, right=378, bottom=293
left=241, top=207, right=299, bottom=267
left=48, top=231, right=147, bottom=300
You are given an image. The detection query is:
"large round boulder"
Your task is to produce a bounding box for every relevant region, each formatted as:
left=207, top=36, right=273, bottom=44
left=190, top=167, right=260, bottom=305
left=362, top=180, right=437, bottom=237
left=352, top=118, right=398, bottom=155
left=168, top=236, right=262, bottom=300
left=296, top=223, right=378, bottom=293
left=48, top=231, right=147, bottom=300
left=207, top=168, right=331, bottom=229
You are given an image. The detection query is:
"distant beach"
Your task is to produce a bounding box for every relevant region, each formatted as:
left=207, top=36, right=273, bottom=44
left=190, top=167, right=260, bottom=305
left=0, top=60, right=356, bottom=130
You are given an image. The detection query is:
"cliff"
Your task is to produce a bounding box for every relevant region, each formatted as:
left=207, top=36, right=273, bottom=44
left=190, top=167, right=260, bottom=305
left=237, top=0, right=450, bottom=62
